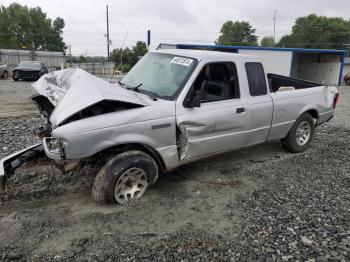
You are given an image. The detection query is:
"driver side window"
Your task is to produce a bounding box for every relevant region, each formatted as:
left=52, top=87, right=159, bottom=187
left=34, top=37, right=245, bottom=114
left=191, top=62, right=240, bottom=102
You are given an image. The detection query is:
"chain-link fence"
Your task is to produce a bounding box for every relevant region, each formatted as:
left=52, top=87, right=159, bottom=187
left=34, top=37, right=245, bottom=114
left=0, top=49, right=118, bottom=77
left=68, top=62, right=115, bottom=75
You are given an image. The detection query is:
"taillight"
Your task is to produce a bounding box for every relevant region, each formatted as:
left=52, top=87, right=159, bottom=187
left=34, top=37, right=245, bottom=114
left=333, top=93, right=339, bottom=109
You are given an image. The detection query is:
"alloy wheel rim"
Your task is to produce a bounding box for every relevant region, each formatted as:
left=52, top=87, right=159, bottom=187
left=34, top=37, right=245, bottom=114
left=296, top=121, right=311, bottom=146
left=114, top=167, right=148, bottom=204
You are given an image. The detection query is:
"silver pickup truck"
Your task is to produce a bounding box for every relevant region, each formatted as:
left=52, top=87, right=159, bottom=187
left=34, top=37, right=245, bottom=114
left=0, top=49, right=339, bottom=204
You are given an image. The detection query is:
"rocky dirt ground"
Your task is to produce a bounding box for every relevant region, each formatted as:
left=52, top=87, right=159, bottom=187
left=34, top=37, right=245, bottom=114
left=0, top=79, right=349, bottom=261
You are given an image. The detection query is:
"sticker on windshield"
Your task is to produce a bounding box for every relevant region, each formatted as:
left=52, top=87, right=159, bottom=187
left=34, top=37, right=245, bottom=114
left=170, top=57, right=193, bottom=66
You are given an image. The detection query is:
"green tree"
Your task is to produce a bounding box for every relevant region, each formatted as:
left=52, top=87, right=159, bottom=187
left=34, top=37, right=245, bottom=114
left=277, top=14, right=350, bottom=49
left=217, top=21, right=258, bottom=46
left=110, top=47, right=132, bottom=65
left=49, top=17, right=65, bottom=50
left=78, top=55, right=87, bottom=63
left=130, top=41, right=148, bottom=64
left=110, top=41, right=148, bottom=72
left=0, top=3, right=65, bottom=51
left=261, top=36, right=275, bottom=47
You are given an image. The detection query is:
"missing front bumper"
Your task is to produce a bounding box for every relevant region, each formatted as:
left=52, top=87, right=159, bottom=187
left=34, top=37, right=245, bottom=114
left=0, top=143, right=44, bottom=190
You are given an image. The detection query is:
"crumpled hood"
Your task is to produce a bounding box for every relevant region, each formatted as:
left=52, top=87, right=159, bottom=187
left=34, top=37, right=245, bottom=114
left=32, top=68, right=148, bottom=125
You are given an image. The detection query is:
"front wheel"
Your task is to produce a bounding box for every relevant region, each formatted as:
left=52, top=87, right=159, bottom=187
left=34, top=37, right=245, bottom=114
left=12, top=71, right=19, bottom=81
left=281, top=113, right=315, bottom=153
left=92, top=150, right=159, bottom=204
left=2, top=71, right=8, bottom=79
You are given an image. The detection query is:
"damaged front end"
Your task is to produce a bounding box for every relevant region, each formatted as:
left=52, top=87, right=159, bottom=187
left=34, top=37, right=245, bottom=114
left=1, top=68, right=150, bottom=190
left=32, top=95, right=55, bottom=138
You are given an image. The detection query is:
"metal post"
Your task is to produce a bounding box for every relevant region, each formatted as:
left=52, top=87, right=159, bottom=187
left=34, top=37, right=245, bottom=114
left=69, top=44, right=72, bottom=64
left=106, top=5, right=110, bottom=62
left=120, top=49, right=123, bottom=71
left=147, top=30, right=151, bottom=50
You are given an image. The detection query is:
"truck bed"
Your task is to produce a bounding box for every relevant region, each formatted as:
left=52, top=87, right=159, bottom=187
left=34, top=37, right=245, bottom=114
left=268, top=73, right=321, bottom=92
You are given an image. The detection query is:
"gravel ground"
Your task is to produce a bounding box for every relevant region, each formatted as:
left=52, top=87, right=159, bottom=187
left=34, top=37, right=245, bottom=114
left=0, top=116, right=42, bottom=157
left=0, top=80, right=349, bottom=261
left=0, top=79, right=37, bottom=118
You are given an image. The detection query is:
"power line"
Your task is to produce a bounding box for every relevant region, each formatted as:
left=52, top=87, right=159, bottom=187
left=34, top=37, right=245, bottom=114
left=0, top=29, right=288, bottom=38
left=1, top=31, right=347, bottom=47
left=120, top=29, right=129, bottom=66
left=50, top=9, right=296, bottom=25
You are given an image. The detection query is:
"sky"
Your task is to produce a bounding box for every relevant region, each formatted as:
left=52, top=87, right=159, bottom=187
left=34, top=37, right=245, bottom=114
left=2, top=0, right=350, bottom=56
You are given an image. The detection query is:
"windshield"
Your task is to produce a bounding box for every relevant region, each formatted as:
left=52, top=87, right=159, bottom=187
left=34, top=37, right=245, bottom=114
left=121, top=53, right=197, bottom=100
left=19, top=61, right=41, bottom=69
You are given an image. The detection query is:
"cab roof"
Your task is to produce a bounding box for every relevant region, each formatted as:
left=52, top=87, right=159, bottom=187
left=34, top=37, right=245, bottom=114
left=153, top=49, right=257, bottom=62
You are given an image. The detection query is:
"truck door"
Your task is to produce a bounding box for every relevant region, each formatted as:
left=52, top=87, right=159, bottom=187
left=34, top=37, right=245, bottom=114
left=243, top=62, right=274, bottom=145
left=176, top=62, right=249, bottom=160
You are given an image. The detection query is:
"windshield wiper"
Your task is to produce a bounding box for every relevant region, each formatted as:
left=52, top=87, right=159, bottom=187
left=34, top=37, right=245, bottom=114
left=118, top=81, right=158, bottom=101
left=119, top=81, right=142, bottom=90
left=126, top=83, right=143, bottom=91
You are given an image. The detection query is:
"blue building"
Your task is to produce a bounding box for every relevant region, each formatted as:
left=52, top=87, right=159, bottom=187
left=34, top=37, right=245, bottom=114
left=157, top=43, right=347, bottom=86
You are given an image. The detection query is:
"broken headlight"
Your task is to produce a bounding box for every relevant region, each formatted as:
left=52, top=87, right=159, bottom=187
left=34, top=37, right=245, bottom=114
left=36, top=112, right=53, bottom=138
left=46, top=137, right=65, bottom=157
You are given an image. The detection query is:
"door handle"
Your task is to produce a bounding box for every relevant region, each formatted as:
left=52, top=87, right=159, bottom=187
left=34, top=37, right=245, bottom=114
left=236, top=107, right=245, bottom=114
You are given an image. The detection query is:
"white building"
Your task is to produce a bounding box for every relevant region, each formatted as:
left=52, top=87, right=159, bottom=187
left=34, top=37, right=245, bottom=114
left=157, top=43, right=346, bottom=86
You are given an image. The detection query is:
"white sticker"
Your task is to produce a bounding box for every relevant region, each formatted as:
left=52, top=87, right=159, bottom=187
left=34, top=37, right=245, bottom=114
left=170, top=57, right=193, bottom=66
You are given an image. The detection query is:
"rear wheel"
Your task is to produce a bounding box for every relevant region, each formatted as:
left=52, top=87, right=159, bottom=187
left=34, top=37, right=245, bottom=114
left=92, top=150, right=158, bottom=204
left=281, top=113, right=315, bottom=153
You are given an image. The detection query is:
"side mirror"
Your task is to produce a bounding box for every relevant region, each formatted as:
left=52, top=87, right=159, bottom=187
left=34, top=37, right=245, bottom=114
left=192, top=89, right=202, bottom=107
left=184, top=88, right=202, bottom=108
left=183, top=80, right=207, bottom=108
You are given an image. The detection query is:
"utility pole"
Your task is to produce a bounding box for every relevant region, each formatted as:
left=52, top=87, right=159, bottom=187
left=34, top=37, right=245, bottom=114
left=273, top=10, right=277, bottom=44
left=106, top=5, right=110, bottom=62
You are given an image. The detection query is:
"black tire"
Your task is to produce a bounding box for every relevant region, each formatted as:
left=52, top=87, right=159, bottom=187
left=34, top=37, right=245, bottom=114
left=12, top=71, right=19, bottom=81
left=281, top=113, right=315, bottom=153
left=92, top=150, right=159, bottom=204
left=2, top=71, right=8, bottom=79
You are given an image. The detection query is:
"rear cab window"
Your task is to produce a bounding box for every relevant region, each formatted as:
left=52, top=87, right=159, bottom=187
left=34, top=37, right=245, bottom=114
left=245, top=62, right=268, bottom=96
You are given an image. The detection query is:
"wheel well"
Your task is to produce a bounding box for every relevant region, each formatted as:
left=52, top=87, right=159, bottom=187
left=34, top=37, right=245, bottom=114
left=96, top=143, right=166, bottom=172
left=305, top=109, right=318, bottom=120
